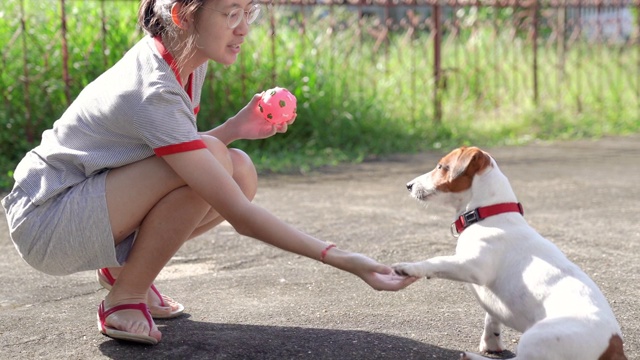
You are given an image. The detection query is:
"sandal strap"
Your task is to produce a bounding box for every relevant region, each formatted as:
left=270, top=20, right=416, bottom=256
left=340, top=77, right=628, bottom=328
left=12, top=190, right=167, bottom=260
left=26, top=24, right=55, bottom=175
left=99, top=268, right=165, bottom=307
left=97, top=269, right=181, bottom=316
left=149, top=285, right=166, bottom=307
left=98, top=268, right=117, bottom=286
left=98, top=301, right=154, bottom=331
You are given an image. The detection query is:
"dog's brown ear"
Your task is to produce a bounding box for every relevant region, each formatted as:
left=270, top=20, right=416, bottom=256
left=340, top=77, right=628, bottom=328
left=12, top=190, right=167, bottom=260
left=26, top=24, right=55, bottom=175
left=449, top=147, right=492, bottom=181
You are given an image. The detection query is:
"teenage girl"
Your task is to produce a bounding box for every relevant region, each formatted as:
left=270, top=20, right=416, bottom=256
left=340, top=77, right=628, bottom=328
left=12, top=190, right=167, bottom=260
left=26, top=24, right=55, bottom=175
left=2, top=0, right=416, bottom=344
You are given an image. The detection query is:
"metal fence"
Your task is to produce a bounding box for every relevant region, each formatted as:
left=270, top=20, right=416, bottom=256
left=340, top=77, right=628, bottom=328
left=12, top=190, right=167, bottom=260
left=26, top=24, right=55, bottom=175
left=283, top=0, right=639, bottom=122
left=1, top=0, right=639, bottom=146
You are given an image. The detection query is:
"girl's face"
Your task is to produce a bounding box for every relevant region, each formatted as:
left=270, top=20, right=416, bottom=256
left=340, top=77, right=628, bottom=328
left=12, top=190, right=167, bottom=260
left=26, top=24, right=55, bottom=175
left=192, top=0, right=257, bottom=66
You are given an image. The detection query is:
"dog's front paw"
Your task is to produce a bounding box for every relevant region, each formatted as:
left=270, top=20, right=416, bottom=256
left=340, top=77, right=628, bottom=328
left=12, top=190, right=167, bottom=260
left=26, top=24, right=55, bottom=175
left=479, top=330, right=504, bottom=354
left=479, top=341, right=504, bottom=355
left=392, top=262, right=429, bottom=278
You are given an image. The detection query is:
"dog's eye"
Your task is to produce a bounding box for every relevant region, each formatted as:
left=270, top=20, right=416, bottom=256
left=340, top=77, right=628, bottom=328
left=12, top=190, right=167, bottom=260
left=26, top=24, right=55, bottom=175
left=437, top=164, right=449, bottom=171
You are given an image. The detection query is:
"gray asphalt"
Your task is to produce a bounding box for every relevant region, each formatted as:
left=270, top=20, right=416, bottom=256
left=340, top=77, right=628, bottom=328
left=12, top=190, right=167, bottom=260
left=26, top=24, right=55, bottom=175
left=1, top=135, right=639, bottom=360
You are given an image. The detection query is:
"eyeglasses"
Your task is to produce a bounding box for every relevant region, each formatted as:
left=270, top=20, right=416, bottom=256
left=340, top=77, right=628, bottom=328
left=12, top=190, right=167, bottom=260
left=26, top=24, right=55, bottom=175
left=207, top=4, right=262, bottom=29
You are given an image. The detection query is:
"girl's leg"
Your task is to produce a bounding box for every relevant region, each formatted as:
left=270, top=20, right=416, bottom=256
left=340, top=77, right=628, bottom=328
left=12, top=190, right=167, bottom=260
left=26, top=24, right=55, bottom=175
left=102, top=148, right=257, bottom=317
left=101, top=137, right=256, bottom=340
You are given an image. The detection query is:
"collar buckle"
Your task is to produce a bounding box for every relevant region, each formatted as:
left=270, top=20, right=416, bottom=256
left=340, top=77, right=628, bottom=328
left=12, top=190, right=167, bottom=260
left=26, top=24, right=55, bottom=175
left=463, top=209, right=480, bottom=226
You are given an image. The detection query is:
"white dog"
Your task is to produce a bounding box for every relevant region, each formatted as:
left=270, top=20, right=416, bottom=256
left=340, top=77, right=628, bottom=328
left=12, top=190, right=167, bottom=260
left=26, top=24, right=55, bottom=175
left=393, top=146, right=626, bottom=360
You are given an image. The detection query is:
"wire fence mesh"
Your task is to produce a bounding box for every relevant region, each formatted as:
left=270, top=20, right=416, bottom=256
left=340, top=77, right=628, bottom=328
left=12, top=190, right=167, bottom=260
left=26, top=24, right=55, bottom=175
left=1, top=0, right=638, bottom=159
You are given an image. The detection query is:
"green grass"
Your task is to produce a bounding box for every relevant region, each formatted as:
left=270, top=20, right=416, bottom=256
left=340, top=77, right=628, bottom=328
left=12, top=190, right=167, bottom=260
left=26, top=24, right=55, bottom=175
left=1, top=1, right=638, bottom=189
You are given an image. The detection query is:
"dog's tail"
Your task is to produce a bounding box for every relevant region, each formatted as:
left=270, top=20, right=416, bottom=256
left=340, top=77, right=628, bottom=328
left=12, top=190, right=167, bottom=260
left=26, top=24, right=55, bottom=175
left=598, top=334, right=627, bottom=360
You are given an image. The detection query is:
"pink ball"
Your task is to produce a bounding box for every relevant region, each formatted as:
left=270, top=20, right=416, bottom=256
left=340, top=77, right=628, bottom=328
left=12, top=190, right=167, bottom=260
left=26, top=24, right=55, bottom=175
left=258, top=87, right=297, bottom=125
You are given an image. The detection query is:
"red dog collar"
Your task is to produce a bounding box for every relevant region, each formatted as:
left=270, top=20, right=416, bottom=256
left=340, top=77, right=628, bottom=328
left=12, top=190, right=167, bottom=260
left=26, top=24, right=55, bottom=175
left=451, top=202, right=524, bottom=237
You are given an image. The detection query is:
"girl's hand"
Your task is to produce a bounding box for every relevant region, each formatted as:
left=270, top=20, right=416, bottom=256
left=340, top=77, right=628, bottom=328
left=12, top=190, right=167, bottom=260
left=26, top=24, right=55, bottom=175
left=227, top=93, right=297, bottom=141
left=340, top=253, right=419, bottom=291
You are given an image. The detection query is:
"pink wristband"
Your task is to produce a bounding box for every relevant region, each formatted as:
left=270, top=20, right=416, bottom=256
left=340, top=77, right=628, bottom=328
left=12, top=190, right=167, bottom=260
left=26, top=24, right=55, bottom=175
left=320, top=244, right=336, bottom=263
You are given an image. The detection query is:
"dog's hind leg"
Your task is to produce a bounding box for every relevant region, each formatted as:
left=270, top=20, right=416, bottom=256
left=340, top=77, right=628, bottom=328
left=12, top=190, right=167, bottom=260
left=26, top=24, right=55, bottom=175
left=479, top=313, right=504, bottom=354
left=508, top=317, right=618, bottom=360
left=459, top=314, right=506, bottom=360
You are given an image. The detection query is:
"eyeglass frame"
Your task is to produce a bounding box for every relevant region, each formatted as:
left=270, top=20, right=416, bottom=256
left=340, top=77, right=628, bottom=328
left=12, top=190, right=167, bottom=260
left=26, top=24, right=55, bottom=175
left=204, top=3, right=263, bottom=29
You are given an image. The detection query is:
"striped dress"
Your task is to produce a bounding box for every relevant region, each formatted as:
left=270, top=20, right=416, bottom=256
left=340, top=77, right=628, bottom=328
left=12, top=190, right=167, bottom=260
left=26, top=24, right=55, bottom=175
left=1, top=35, right=211, bottom=275
left=12, top=35, right=208, bottom=206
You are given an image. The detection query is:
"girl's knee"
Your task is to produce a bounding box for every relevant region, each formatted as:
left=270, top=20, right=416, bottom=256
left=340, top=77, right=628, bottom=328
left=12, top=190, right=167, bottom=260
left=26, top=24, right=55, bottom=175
left=200, top=135, right=233, bottom=173
left=199, top=136, right=257, bottom=199
left=229, top=148, right=258, bottom=200
left=229, top=148, right=256, bottom=175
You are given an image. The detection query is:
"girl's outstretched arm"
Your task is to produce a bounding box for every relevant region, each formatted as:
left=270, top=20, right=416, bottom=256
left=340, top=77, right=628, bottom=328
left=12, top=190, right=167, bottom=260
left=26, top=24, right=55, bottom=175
left=162, top=141, right=416, bottom=291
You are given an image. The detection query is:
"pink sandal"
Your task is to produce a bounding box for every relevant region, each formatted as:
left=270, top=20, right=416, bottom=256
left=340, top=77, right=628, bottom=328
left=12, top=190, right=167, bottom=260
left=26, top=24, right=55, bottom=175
left=97, top=268, right=185, bottom=319
left=97, top=301, right=158, bottom=345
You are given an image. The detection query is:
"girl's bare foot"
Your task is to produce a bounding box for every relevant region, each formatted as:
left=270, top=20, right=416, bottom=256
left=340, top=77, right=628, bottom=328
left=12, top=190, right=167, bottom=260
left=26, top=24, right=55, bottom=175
left=100, top=295, right=162, bottom=343
left=98, top=267, right=184, bottom=318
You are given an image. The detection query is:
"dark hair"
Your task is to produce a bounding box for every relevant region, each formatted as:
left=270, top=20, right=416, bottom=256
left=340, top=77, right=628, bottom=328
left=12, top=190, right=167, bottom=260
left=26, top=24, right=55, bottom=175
left=138, top=0, right=164, bottom=36
left=138, top=0, right=206, bottom=36
left=138, top=0, right=207, bottom=69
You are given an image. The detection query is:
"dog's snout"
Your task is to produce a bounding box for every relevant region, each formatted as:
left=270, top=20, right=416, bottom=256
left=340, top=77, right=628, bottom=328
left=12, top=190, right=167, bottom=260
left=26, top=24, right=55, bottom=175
left=406, top=182, right=413, bottom=192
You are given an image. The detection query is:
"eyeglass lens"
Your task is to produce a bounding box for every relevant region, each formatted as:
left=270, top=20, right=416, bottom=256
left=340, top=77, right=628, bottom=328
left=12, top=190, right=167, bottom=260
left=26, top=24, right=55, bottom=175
left=228, top=5, right=261, bottom=28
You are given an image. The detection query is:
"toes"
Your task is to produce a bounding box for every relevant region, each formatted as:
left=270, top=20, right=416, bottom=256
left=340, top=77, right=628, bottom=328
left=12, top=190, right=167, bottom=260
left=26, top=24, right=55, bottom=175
left=149, top=328, right=162, bottom=341
left=148, top=305, right=173, bottom=316
left=105, top=307, right=160, bottom=339
left=129, top=320, right=147, bottom=335
left=160, top=295, right=182, bottom=312
left=148, top=290, right=181, bottom=311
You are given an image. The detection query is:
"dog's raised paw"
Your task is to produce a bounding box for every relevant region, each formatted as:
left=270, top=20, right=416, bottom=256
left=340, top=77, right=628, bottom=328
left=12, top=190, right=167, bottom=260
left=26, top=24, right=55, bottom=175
left=392, top=262, right=431, bottom=278
left=392, top=263, right=420, bottom=277
left=393, top=268, right=409, bottom=277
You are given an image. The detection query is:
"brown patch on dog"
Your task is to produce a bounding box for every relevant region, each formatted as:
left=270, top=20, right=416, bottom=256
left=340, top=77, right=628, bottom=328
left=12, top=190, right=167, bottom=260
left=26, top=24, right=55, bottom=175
left=598, top=334, right=627, bottom=360
left=433, top=147, right=492, bottom=193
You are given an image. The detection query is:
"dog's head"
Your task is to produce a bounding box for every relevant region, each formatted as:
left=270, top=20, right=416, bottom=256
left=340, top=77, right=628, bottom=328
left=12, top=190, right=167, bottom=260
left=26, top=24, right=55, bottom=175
left=406, top=146, right=494, bottom=209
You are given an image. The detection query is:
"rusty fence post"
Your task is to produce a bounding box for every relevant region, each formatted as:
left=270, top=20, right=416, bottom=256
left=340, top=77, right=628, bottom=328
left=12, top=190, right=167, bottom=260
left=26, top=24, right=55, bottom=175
left=60, top=0, right=71, bottom=106
left=557, top=3, right=566, bottom=105
left=409, top=2, right=417, bottom=126
left=19, top=0, right=33, bottom=143
left=433, top=0, right=442, bottom=124
left=101, top=0, right=108, bottom=68
left=532, top=0, right=539, bottom=106
left=269, top=0, right=277, bottom=87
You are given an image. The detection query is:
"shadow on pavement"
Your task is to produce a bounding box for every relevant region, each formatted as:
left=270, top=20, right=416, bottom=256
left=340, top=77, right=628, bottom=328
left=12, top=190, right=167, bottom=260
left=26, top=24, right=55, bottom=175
left=98, top=319, right=465, bottom=360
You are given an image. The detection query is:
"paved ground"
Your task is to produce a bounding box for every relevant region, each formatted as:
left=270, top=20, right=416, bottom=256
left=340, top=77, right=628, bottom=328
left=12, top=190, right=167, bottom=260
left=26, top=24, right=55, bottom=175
left=0, top=135, right=639, bottom=360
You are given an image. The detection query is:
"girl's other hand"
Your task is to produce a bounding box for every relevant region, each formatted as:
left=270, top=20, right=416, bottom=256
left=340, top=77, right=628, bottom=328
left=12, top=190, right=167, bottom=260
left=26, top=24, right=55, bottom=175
left=228, top=93, right=297, bottom=141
